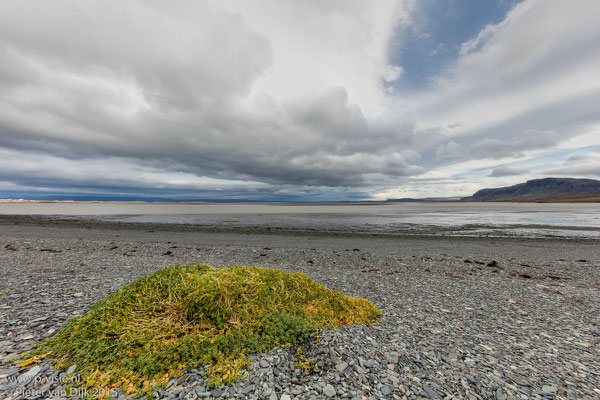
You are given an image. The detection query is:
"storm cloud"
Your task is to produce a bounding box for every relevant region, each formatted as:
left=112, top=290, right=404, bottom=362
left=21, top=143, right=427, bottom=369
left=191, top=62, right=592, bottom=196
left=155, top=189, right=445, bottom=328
left=489, top=167, right=529, bottom=178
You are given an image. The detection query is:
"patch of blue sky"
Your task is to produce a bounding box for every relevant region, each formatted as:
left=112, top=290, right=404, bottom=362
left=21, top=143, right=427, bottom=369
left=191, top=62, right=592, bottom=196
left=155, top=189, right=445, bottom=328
left=452, top=168, right=492, bottom=180
left=565, top=145, right=599, bottom=154
left=388, top=0, right=522, bottom=91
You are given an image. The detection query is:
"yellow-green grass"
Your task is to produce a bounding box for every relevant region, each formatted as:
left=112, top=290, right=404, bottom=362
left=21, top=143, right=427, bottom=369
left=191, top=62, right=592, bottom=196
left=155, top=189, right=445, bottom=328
left=21, top=264, right=381, bottom=398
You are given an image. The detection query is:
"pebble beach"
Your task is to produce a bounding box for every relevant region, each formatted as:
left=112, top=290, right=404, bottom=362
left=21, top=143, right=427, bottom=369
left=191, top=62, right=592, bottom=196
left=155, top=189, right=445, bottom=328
left=0, top=216, right=599, bottom=399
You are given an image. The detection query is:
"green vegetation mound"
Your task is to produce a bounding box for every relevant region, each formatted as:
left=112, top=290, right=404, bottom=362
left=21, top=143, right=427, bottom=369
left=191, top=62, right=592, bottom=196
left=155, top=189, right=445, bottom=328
left=24, top=265, right=381, bottom=397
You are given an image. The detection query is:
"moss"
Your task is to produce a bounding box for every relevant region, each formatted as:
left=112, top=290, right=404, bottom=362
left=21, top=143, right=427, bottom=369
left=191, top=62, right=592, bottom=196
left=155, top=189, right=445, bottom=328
left=22, top=264, right=381, bottom=398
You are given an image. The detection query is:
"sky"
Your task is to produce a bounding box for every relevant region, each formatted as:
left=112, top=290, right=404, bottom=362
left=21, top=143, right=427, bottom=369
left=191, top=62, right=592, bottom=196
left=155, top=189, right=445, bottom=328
left=0, top=0, right=599, bottom=201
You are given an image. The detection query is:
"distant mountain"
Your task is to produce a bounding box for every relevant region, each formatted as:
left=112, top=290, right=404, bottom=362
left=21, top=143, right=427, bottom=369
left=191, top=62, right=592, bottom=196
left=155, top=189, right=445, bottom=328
left=462, top=178, right=600, bottom=202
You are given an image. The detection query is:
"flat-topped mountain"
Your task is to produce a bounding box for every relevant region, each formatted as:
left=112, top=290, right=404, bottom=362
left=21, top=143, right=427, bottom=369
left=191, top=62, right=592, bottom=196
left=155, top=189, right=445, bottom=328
left=463, top=178, right=600, bottom=202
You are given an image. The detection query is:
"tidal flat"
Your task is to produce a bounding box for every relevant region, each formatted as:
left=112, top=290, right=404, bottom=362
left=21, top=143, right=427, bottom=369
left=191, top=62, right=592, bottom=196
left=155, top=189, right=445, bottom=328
left=0, top=216, right=599, bottom=399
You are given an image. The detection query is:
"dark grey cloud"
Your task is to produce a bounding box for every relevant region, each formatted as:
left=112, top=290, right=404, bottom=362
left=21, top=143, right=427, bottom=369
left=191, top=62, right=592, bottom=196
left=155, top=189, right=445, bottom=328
left=541, top=164, right=600, bottom=178
left=489, top=167, right=529, bottom=177
left=565, top=147, right=600, bottom=163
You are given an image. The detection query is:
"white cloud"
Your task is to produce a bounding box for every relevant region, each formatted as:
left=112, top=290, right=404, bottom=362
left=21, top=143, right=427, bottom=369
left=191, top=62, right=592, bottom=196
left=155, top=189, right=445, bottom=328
left=217, top=0, right=404, bottom=116
left=382, top=65, right=404, bottom=83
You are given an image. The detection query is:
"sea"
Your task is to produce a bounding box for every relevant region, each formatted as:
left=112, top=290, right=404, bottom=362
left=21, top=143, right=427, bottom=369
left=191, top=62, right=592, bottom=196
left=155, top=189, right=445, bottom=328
left=1, top=201, right=600, bottom=239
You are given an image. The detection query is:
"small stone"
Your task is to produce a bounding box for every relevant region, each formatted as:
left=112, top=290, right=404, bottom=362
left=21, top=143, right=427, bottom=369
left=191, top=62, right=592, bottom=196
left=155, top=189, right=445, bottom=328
left=323, top=384, right=336, bottom=398
left=386, top=353, right=399, bottom=364
left=43, top=328, right=56, bottom=338
left=335, top=362, right=348, bottom=372
left=194, top=384, right=206, bottom=393
left=495, top=388, right=506, bottom=400
left=0, top=340, right=13, bottom=349
left=280, top=394, right=291, bottom=400
left=242, top=384, right=255, bottom=395
left=176, top=373, right=189, bottom=385
left=171, top=385, right=184, bottom=393
left=442, top=350, right=458, bottom=364
left=381, top=385, right=391, bottom=396
left=541, top=385, right=557, bottom=394
left=73, top=292, right=84, bottom=297
left=423, top=384, right=441, bottom=399
left=329, top=348, right=341, bottom=364
left=509, top=374, right=530, bottom=387
left=2, top=353, right=19, bottom=363
left=0, top=367, right=19, bottom=378
left=22, top=365, right=41, bottom=380
left=260, top=359, right=270, bottom=368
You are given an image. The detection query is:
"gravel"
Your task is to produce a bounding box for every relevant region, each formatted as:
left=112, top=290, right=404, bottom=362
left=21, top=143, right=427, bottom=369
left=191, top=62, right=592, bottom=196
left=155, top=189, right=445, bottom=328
left=0, top=218, right=599, bottom=399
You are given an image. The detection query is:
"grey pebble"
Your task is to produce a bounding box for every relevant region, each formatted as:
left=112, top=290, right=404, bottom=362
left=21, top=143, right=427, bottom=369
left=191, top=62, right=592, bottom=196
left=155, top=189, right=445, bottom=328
left=422, top=383, right=441, bottom=399
left=323, top=383, right=336, bottom=397
left=380, top=385, right=391, bottom=395
left=65, top=364, right=76, bottom=375
left=335, top=361, right=348, bottom=372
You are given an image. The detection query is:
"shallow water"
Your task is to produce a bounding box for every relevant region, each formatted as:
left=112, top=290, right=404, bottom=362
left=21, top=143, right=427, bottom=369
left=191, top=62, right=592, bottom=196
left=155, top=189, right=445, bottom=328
left=1, top=201, right=599, bottom=238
